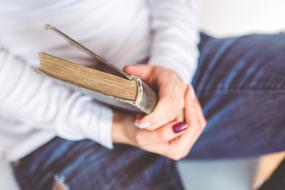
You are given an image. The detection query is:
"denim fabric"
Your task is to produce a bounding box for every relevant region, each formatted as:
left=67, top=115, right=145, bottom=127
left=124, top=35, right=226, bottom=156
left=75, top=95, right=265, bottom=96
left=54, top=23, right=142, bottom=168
left=12, top=32, right=285, bottom=190
left=191, top=32, right=285, bottom=159
left=12, top=140, right=183, bottom=190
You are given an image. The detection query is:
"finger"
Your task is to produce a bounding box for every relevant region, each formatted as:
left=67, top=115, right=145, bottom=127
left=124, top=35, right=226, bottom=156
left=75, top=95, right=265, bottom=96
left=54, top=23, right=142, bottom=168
left=144, top=87, right=206, bottom=160
left=124, top=64, right=154, bottom=83
left=135, top=80, right=185, bottom=130
left=166, top=86, right=205, bottom=159
left=194, top=100, right=207, bottom=127
left=168, top=127, right=197, bottom=160
left=152, top=121, right=188, bottom=143
left=189, top=85, right=207, bottom=128
left=135, top=96, right=178, bottom=130
left=134, top=121, right=188, bottom=146
left=184, top=86, right=203, bottom=133
left=127, top=65, right=185, bottom=130
left=126, top=65, right=179, bottom=129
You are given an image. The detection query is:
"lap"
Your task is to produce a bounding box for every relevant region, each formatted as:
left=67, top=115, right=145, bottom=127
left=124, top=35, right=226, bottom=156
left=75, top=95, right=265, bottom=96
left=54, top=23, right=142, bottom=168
left=12, top=138, right=183, bottom=190
left=194, top=32, right=285, bottom=93
left=190, top=32, right=285, bottom=159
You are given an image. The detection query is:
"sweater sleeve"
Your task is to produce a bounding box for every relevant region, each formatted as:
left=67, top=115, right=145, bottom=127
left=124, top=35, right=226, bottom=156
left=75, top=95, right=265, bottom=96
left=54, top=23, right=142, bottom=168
left=0, top=48, right=113, bottom=149
left=147, top=0, right=200, bottom=83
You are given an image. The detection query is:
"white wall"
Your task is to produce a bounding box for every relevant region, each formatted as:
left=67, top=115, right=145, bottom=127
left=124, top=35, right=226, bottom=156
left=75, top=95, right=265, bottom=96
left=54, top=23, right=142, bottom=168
left=200, top=0, right=285, bottom=37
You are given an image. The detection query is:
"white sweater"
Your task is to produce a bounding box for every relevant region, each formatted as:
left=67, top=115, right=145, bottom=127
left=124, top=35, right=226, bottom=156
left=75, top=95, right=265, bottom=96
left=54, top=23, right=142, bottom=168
left=0, top=0, right=199, bottom=160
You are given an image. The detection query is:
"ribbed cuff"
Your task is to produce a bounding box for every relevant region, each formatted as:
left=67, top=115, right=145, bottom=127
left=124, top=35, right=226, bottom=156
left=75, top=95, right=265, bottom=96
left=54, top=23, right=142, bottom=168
left=97, top=107, right=114, bottom=149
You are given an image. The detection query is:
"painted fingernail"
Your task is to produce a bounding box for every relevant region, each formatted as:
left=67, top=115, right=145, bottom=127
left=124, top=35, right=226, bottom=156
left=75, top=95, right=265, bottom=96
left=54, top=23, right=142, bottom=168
left=189, top=85, right=196, bottom=99
left=136, top=122, right=151, bottom=129
left=172, top=122, right=188, bottom=133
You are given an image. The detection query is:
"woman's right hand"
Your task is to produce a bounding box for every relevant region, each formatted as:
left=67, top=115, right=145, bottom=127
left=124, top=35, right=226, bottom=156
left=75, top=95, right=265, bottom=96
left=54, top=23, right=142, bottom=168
left=112, top=86, right=206, bottom=160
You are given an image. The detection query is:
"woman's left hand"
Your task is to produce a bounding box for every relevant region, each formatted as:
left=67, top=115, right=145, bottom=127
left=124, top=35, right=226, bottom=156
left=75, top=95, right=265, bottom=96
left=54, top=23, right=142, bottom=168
left=124, top=64, right=187, bottom=130
left=112, top=86, right=207, bottom=160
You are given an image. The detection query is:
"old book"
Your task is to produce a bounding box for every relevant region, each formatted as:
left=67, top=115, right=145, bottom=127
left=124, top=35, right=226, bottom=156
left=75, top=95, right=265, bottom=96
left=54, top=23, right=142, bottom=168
left=38, top=25, right=157, bottom=113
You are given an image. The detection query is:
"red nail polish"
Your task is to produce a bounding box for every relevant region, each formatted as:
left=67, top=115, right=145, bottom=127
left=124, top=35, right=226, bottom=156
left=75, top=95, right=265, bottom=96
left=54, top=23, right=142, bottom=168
left=172, top=122, right=188, bottom=133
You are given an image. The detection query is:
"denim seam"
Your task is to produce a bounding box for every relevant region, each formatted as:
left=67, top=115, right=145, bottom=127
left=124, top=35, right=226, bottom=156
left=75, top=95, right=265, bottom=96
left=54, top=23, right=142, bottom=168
left=198, top=89, right=285, bottom=97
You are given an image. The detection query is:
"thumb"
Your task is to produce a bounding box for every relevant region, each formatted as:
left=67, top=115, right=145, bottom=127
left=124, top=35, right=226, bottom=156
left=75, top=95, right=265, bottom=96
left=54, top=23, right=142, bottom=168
left=124, top=64, right=154, bottom=82
left=135, top=96, right=178, bottom=130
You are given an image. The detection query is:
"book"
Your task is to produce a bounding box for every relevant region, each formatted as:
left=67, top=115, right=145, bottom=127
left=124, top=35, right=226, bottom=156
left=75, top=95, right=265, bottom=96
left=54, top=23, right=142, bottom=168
left=37, top=25, right=157, bottom=114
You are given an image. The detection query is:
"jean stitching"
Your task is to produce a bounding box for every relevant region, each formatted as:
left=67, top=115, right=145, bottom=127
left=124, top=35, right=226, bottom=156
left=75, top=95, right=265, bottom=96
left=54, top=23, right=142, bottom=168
left=198, top=88, right=285, bottom=97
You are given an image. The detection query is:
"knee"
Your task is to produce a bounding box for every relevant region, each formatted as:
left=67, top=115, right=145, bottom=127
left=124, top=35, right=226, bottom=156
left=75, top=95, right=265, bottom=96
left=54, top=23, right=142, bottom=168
left=241, top=33, right=285, bottom=62
left=237, top=33, right=285, bottom=86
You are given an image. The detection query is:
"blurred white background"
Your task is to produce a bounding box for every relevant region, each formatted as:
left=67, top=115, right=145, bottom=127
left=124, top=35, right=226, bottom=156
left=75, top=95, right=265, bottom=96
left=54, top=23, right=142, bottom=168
left=0, top=0, right=285, bottom=190
left=201, top=0, right=285, bottom=36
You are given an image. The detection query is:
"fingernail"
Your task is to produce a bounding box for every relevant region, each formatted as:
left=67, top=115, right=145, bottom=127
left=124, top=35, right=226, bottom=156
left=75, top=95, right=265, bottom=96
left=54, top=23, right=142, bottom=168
left=172, top=122, right=188, bottom=133
left=136, top=122, right=151, bottom=129
left=189, top=85, right=196, bottom=99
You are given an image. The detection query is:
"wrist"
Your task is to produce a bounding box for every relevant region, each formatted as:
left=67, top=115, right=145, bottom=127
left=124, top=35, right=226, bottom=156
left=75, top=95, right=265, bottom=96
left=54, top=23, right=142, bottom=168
left=112, top=111, right=136, bottom=145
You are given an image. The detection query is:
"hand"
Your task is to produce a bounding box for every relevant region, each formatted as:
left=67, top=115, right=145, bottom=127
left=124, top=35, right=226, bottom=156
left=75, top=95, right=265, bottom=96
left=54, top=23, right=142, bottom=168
left=112, top=86, right=207, bottom=160
left=124, top=64, right=187, bottom=130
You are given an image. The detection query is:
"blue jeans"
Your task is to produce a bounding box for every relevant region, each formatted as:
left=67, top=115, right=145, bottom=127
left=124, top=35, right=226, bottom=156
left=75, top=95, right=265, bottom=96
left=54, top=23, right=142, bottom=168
left=12, top=33, right=285, bottom=190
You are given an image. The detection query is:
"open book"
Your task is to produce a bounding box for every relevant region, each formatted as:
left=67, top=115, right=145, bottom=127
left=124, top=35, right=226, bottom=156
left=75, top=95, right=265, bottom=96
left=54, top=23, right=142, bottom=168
left=38, top=24, right=157, bottom=113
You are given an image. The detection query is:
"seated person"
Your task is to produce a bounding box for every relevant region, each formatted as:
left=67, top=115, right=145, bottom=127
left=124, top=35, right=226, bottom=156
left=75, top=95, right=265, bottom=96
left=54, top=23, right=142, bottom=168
left=0, top=0, right=284, bottom=189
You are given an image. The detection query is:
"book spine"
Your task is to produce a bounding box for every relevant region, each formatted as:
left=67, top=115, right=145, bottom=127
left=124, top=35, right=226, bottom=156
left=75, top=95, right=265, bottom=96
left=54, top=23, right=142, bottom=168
left=133, top=77, right=158, bottom=114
